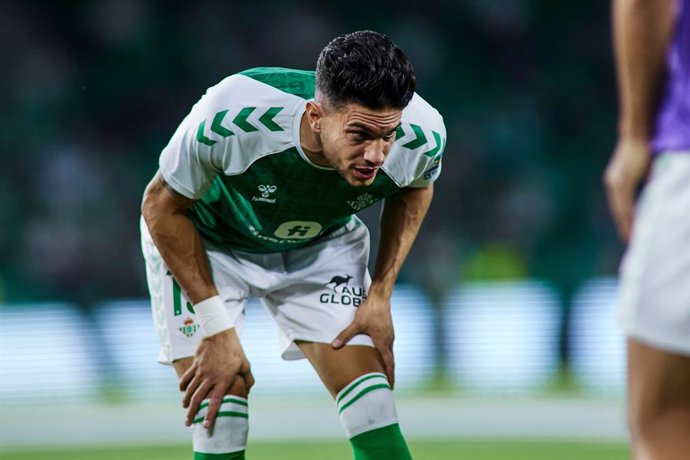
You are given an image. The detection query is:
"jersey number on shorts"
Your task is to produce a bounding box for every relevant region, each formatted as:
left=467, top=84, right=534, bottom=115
left=167, top=272, right=195, bottom=316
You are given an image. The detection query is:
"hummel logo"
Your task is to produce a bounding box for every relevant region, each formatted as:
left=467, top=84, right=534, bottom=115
left=253, top=184, right=277, bottom=204
left=258, top=185, right=277, bottom=197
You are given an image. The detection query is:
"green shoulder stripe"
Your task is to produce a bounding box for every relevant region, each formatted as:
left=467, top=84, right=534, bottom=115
left=239, top=67, right=315, bottom=100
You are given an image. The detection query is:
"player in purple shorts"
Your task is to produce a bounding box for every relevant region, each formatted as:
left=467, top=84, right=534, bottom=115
left=605, top=0, right=690, bottom=457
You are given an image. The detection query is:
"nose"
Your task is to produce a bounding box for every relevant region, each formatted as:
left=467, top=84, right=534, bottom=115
left=363, top=139, right=386, bottom=166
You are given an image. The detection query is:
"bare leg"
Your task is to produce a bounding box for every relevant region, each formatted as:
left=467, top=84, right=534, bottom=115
left=174, top=357, right=250, bottom=459
left=627, top=338, right=690, bottom=460
left=173, top=356, right=194, bottom=378
left=297, top=341, right=412, bottom=460
left=296, top=342, right=385, bottom=396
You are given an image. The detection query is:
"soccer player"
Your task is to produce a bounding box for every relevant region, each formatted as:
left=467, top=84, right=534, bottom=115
left=141, top=30, right=445, bottom=459
left=604, top=0, right=690, bottom=458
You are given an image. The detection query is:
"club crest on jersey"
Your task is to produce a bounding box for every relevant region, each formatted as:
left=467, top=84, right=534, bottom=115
left=347, top=193, right=376, bottom=211
left=320, top=274, right=367, bottom=307
left=179, top=317, right=199, bottom=338
left=252, top=185, right=277, bottom=204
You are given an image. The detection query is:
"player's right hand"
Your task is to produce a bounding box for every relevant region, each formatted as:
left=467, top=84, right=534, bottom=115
left=604, top=137, right=651, bottom=243
left=179, top=328, right=254, bottom=428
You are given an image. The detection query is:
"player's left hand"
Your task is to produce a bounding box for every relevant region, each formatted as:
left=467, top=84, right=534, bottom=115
left=331, top=287, right=396, bottom=388
left=179, top=328, right=254, bottom=428
left=604, top=136, right=652, bottom=243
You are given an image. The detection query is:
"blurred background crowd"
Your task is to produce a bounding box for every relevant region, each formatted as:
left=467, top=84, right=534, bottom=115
left=0, top=0, right=621, bottom=385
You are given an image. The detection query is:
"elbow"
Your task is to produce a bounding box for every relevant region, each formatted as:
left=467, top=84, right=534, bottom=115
left=141, top=176, right=162, bottom=227
left=616, top=0, right=647, bottom=9
left=140, top=174, right=194, bottom=231
left=141, top=183, right=154, bottom=222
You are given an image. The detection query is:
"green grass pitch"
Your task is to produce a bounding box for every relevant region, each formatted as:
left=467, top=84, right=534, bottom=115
left=1, top=439, right=628, bottom=460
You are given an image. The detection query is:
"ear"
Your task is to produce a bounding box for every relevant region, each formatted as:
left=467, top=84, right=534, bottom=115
left=305, top=101, right=323, bottom=132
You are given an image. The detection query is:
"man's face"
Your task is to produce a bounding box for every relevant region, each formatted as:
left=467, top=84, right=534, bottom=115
left=317, top=102, right=402, bottom=187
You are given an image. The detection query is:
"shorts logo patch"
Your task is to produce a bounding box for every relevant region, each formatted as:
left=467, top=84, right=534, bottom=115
left=179, top=317, right=200, bottom=338
left=320, top=274, right=367, bottom=307
left=324, top=274, right=353, bottom=289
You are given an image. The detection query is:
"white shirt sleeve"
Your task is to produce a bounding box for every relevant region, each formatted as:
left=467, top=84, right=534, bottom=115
left=385, top=94, right=446, bottom=189
left=159, top=95, right=224, bottom=200
left=407, top=138, right=445, bottom=188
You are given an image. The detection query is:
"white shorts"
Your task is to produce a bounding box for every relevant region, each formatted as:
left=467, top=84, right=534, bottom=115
left=141, top=216, right=374, bottom=364
left=617, top=152, right=690, bottom=354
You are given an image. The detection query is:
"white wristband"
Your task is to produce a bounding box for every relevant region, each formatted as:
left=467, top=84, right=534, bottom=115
left=193, top=295, right=233, bottom=337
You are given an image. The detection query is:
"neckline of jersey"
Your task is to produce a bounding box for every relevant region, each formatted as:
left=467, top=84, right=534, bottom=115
left=292, top=100, right=335, bottom=171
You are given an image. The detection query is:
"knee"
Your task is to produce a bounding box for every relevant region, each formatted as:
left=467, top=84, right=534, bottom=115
left=627, top=404, right=690, bottom=460
left=628, top=397, right=660, bottom=439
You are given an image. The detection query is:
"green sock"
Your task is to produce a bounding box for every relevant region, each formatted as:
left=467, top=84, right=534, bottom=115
left=194, top=451, right=245, bottom=459
left=350, top=423, right=412, bottom=460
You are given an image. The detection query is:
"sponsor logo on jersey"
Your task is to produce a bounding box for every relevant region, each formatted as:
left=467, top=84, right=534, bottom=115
left=179, top=317, right=199, bottom=338
left=248, top=224, right=301, bottom=244
left=252, top=184, right=277, bottom=203
left=347, top=193, right=376, bottom=211
left=274, top=221, right=323, bottom=239
left=422, top=154, right=443, bottom=180
left=247, top=221, right=323, bottom=245
left=319, top=274, right=367, bottom=307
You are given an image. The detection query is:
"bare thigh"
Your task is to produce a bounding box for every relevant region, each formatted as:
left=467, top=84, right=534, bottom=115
left=297, top=342, right=385, bottom=398
left=173, top=357, right=194, bottom=379
left=628, top=338, right=690, bottom=420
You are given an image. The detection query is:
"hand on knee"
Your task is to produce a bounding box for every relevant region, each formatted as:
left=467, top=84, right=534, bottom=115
left=193, top=377, right=251, bottom=459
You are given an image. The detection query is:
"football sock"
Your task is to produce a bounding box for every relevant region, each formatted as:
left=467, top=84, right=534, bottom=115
left=192, top=395, right=249, bottom=460
left=337, top=372, right=412, bottom=460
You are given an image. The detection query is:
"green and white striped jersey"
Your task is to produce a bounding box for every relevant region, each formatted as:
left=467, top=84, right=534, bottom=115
left=159, top=67, right=445, bottom=253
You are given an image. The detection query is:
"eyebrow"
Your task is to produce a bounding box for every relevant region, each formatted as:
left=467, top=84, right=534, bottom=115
left=347, top=122, right=400, bottom=135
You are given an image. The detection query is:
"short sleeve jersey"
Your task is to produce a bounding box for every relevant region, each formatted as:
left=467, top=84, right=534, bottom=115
left=652, top=0, right=690, bottom=153
left=159, top=67, right=446, bottom=254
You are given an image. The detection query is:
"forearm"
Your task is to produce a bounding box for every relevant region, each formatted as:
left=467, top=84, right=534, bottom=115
left=371, top=184, right=434, bottom=298
left=613, top=0, right=675, bottom=140
left=142, top=174, right=218, bottom=304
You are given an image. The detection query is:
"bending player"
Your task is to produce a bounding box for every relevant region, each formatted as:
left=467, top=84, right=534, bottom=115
left=141, top=30, right=445, bottom=459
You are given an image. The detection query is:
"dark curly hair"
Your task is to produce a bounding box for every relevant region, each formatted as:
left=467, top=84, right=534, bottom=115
left=315, top=30, right=416, bottom=111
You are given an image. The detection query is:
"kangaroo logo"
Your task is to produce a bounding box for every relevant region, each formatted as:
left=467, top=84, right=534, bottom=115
left=258, top=185, right=277, bottom=198
left=320, top=274, right=366, bottom=307
left=325, top=274, right=353, bottom=290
